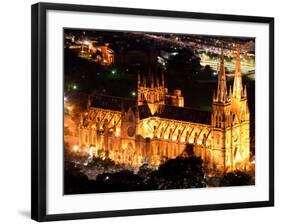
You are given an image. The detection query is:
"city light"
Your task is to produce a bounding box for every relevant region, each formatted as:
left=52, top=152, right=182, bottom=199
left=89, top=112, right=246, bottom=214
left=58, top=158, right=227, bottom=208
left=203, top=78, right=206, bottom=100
left=63, top=29, right=255, bottom=194
left=111, top=69, right=116, bottom=75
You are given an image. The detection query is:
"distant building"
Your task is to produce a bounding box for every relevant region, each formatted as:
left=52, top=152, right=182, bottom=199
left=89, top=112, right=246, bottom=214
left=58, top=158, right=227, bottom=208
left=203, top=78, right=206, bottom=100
left=88, top=42, right=115, bottom=66
left=78, top=48, right=250, bottom=175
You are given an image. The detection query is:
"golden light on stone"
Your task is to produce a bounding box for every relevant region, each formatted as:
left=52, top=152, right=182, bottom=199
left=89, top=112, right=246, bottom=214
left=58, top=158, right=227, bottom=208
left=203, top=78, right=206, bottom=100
left=76, top=47, right=251, bottom=175
left=115, top=128, right=120, bottom=137
left=72, top=144, right=79, bottom=153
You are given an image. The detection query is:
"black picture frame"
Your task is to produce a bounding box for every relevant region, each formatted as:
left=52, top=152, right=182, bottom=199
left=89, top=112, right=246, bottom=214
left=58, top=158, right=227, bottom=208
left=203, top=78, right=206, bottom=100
left=31, top=2, right=274, bottom=222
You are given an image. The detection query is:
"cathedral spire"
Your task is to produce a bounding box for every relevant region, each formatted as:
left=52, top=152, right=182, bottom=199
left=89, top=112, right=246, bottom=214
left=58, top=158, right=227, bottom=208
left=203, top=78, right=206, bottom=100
left=137, top=70, right=141, bottom=87
left=235, top=46, right=241, bottom=74
left=213, top=90, right=216, bottom=101
left=143, top=75, right=146, bottom=87
left=243, top=85, right=247, bottom=98
left=151, top=72, right=154, bottom=88
left=232, top=46, right=243, bottom=99
left=161, top=71, right=165, bottom=87
left=135, top=105, right=140, bottom=122
left=228, top=85, right=232, bottom=101
left=156, top=75, right=160, bottom=87
left=215, top=48, right=228, bottom=103
left=87, top=94, right=92, bottom=109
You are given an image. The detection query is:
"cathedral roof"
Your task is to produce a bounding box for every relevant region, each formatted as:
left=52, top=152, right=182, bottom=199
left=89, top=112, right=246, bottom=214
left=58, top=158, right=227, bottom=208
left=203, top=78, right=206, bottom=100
left=138, top=104, right=211, bottom=125
left=91, top=94, right=211, bottom=125
left=91, top=94, right=136, bottom=112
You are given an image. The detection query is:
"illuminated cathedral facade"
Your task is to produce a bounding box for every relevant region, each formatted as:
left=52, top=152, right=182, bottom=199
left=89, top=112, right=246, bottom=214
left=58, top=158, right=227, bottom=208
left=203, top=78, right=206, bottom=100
left=78, top=48, right=250, bottom=175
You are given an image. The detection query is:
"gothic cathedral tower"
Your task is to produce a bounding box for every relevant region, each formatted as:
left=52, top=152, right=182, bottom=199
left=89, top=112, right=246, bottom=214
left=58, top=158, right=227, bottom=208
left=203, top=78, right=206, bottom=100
left=137, top=70, right=166, bottom=115
left=211, top=47, right=250, bottom=175
left=230, top=47, right=250, bottom=172
left=210, top=49, right=233, bottom=174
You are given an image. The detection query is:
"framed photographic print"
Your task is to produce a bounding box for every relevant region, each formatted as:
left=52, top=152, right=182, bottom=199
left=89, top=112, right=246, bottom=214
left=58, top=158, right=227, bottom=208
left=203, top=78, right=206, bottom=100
left=31, top=2, right=274, bottom=222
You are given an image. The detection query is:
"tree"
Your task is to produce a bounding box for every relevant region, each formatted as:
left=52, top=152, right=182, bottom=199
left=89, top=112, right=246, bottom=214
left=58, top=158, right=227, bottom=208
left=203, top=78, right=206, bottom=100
left=198, top=65, right=214, bottom=80
left=220, top=170, right=253, bottom=186
left=146, top=156, right=207, bottom=190
left=64, top=161, right=90, bottom=194
left=95, top=170, right=145, bottom=192
left=166, top=48, right=202, bottom=87
left=137, top=164, right=154, bottom=178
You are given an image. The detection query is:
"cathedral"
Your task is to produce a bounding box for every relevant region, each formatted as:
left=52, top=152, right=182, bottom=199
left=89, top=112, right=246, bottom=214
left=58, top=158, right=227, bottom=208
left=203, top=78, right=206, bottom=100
left=78, top=48, right=250, bottom=175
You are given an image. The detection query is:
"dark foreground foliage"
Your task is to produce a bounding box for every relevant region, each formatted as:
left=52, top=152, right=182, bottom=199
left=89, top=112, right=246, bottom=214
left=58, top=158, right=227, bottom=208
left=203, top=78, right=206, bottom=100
left=64, top=156, right=207, bottom=194
left=219, top=170, right=254, bottom=187
left=64, top=155, right=254, bottom=194
left=145, top=156, right=206, bottom=190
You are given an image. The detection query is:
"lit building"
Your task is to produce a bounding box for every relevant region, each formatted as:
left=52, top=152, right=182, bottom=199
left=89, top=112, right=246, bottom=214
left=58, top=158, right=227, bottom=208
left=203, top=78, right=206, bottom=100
left=88, top=42, right=115, bottom=65
left=78, top=48, right=250, bottom=175
left=137, top=70, right=184, bottom=114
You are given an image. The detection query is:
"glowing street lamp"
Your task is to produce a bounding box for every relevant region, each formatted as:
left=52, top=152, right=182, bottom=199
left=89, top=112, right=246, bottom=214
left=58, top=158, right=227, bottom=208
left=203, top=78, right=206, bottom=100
left=131, top=91, right=136, bottom=96
left=73, top=85, right=77, bottom=90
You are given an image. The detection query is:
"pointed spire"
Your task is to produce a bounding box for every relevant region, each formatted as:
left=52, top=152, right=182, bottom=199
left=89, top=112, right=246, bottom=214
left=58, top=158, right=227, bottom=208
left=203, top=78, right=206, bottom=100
left=233, top=46, right=243, bottom=99
left=161, top=71, right=165, bottom=87
left=235, top=46, right=241, bottom=74
left=213, top=90, right=217, bottom=102
left=243, top=85, right=247, bottom=98
left=137, top=70, right=141, bottom=87
left=87, top=94, right=92, bottom=109
left=151, top=72, right=154, bottom=88
left=135, top=105, right=140, bottom=121
left=215, top=48, right=228, bottom=103
left=228, top=85, right=232, bottom=101
left=143, top=75, right=146, bottom=87
left=156, top=75, right=160, bottom=87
